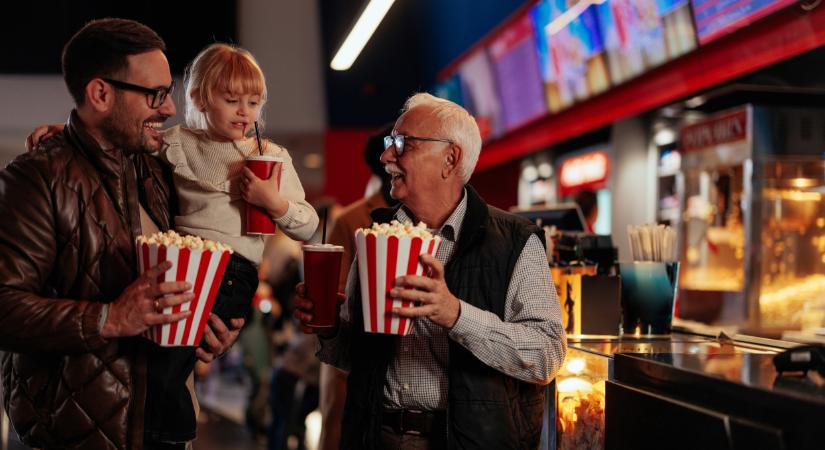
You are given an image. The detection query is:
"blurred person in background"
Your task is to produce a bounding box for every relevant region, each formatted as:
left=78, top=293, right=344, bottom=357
left=319, top=122, right=396, bottom=450
left=268, top=200, right=341, bottom=450
left=573, top=189, right=598, bottom=233
left=295, top=93, right=566, bottom=449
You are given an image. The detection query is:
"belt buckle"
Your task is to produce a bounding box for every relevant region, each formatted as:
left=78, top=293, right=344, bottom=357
left=402, top=409, right=423, bottom=436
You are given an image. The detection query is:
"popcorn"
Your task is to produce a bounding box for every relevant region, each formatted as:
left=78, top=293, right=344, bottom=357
left=135, top=230, right=233, bottom=346
left=357, top=220, right=435, bottom=240
left=136, top=230, right=233, bottom=253
left=355, top=221, right=441, bottom=335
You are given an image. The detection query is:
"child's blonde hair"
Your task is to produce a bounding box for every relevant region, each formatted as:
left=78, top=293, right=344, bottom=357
left=184, top=43, right=267, bottom=131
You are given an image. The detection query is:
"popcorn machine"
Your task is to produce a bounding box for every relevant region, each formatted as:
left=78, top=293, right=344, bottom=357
left=676, top=105, right=825, bottom=334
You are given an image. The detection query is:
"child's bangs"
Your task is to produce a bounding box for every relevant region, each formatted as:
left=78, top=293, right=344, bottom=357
left=212, top=54, right=265, bottom=98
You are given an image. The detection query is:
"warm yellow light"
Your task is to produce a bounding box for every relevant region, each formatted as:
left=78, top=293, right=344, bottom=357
left=557, top=377, right=593, bottom=393
left=330, top=0, right=395, bottom=71
left=566, top=358, right=586, bottom=375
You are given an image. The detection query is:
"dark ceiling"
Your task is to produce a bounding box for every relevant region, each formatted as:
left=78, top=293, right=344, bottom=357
left=319, top=0, right=530, bottom=128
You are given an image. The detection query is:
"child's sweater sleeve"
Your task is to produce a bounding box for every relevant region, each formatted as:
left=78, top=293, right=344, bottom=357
left=273, top=146, right=319, bottom=241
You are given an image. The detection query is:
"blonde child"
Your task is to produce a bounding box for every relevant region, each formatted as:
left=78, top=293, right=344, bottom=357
left=146, top=43, right=318, bottom=444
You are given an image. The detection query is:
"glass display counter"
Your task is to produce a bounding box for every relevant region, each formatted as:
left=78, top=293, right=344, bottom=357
left=553, top=334, right=780, bottom=450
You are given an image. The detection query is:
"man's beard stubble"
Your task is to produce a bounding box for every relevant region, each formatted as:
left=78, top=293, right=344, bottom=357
left=100, top=94, right=157, bottom=154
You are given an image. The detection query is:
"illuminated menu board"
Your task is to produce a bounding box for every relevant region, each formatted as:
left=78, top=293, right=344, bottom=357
left=596, top=0, right=696, bottom=85
left=457, top=50, right=505, bottom=141
left=432, top=74, right=464, bottom=107
left=488, top=14, right=548, bottom=132
left=691, top=0, right=796, bottom=45
left=531, top=0, right=611, bottom=113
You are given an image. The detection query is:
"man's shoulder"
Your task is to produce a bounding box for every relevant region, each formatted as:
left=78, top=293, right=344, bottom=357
left=486, top=205, right=536, bottom=230
left=12, top=131, right=79, bottom=176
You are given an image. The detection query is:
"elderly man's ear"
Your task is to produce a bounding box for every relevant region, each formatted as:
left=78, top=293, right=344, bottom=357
left=442, top=144, right=462, bottom=179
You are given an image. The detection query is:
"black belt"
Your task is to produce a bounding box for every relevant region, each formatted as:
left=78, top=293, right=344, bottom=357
left=381, top=409, right=446, bottom=436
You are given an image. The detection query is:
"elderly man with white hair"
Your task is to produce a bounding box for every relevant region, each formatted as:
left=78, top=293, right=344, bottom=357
left=295, top=93, right=566, bottom=449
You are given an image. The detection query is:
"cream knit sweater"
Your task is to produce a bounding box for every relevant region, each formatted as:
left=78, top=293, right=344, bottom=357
left=160, top=126, right=318, bottom=264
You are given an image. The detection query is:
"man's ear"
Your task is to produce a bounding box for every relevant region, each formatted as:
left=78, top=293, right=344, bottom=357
left=84, top=79, right=115, bottom=113
left=442, top=143, right=463, bottom=179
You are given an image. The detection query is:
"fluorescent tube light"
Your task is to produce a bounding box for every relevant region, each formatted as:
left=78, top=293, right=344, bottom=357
left=330, top=0, right=395, bottom=71
left=546, top=0, right=606, bottom=36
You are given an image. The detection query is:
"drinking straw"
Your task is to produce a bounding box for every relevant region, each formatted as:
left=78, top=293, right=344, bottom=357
left=254, top=121, right=263, bottom=156
left=322, top=207, right=328, bottom=245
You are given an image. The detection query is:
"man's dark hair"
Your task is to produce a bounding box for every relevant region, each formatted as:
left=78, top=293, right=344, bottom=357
left=573, top=189, right=598, bottom=218
left=62, top=18, right=166, bottom=105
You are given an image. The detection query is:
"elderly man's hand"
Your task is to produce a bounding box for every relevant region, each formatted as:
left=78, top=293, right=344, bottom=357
left=195, top=314, right=245, bottom=363
left=293, top=282, right=345, bottom=337
left=390, top=254, right=461, bottom=329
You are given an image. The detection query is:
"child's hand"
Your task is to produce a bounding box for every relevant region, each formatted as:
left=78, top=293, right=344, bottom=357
left=241, top=167, right=289, bottom=219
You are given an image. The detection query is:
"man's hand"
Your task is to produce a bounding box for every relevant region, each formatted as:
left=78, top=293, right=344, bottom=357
left=391, top=253, right=461, bottom=329
left=292, top=282, right=345, bottom=337
left=101, top=260, right=193, bottom=338
left=196, top=314, right=245, bottom=363
left=26, top=124, right=64, bottom=151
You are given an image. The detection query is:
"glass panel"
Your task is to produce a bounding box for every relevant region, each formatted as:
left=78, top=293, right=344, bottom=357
left=681, top=165, right=745, bottom=292
left=759, top=159, right=825, bottom=330
left=556, top=347, right=609, bottom=450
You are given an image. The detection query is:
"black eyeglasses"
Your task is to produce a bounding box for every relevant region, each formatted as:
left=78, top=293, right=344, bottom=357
left=383, top=134, right=454, bottom=156
left=101, top=78, right=174, bottom=109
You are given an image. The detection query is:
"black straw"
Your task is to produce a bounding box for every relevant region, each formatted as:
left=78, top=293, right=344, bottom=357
left=322, top=207, right=328, bottom=245
left=254, top=121, right=263, bottom=156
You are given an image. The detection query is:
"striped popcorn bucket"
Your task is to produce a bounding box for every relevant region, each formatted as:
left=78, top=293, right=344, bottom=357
left=136, top=241, right=232, bottom=346
left=355, top=230, right=441, bottom=335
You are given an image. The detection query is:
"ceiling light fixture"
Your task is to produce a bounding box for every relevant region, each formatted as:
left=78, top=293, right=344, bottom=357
left=330, top=0, right=396, bottom=71
left=546, top=0, right=606, bottom=36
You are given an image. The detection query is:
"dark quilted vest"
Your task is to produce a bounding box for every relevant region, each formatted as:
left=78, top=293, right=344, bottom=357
left=341, top=186, right=546, bottom=449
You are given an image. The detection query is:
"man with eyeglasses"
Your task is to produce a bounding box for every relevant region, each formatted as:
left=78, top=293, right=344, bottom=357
left=295, top=93, right=567, bottom=449
left=0, top=19, right=239, bottom=450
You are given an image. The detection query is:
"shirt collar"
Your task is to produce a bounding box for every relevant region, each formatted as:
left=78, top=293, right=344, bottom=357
left=395, top=189, right=467, bottom=243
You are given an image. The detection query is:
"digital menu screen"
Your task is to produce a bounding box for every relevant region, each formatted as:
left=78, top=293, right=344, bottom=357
left=488, top=14, right=548, bottom=132
left=432, top=74, right=465, bottom=107
left=531, top=0, right=611, bottom=113
left=691, top=0, right=796, bottom=45
left=457, top=49, right=505, bottom=141
left=596, top=0, right=696, bottom=86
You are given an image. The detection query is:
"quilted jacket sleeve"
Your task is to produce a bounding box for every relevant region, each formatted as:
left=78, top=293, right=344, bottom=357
left=0, top=155, right=108, bottom=354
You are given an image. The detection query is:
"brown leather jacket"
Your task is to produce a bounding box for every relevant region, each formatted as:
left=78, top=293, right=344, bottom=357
left=0, top=112, right=176, bottom=449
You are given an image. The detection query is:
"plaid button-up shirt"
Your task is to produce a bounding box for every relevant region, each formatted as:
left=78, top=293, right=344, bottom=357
left=320, top=190, right=566, bottom=410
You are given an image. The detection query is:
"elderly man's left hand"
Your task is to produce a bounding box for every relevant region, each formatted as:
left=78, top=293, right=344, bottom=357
left=196, top=314, right=245, bottom=363
left=390, top=254, right=461, bottom=329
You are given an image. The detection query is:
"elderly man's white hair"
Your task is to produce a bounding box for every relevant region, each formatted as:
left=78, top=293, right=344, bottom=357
left=402, top=93, right=482, bottom=184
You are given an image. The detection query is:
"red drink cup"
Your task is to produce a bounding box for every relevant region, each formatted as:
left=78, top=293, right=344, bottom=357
left=303, top=244, right=344, bottom=328
left=244, top=155, right=283, bottom=235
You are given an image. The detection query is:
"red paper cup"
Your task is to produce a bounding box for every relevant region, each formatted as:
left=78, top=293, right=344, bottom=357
left=244, top=155, right=283, bottom=235
left=303, top=244, right=344, bottom=328
left=136, top=240, right=232, bottom=346
left=355, top=230, right=441, bottom=335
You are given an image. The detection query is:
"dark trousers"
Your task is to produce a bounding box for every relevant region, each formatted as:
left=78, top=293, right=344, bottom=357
left=268, top=368, right=320, bottom=450
left=144, top=253, right=258, bottom=444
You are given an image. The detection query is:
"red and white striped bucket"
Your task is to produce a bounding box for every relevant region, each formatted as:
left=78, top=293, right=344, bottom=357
left=136, top=241, right=232, bottom=346
left=355, top=230, right=441, bottom=335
